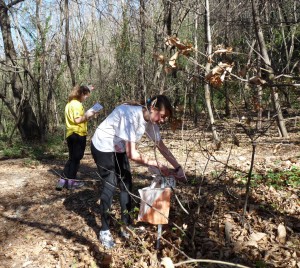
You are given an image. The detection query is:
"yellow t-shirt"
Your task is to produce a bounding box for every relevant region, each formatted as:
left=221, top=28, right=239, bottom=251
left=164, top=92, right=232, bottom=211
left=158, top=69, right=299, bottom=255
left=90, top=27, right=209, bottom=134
left=65, top=99, right=87, bottom=137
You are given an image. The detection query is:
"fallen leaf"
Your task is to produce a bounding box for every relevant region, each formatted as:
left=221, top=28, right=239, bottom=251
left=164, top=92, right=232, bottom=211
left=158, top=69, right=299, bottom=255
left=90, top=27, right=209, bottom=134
left=161, top=257, right=175, bottom=268
left=249, top=232, right=267, bottom=242
left=246, top=240, right=258, bottom=248
left=277, top=224, right=287, bottom=244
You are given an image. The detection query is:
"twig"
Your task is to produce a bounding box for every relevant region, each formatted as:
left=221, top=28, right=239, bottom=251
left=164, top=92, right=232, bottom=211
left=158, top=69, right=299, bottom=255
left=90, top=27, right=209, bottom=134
left=243, top=141, right=256, bottom=218
left=160, top=236, right=191, bottom=260
left=174, top=258, right=250, bottom=268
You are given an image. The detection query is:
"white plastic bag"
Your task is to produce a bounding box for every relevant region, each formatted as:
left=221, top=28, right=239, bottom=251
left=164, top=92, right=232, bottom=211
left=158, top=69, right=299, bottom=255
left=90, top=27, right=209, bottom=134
left=138, top=185, right=171, bottom=224
left=137, top=167, right=174, bottom=225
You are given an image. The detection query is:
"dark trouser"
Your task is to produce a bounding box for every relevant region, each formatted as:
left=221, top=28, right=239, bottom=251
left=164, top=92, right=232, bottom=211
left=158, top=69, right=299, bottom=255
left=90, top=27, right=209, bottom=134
left=63, top=133, right=86, bottom=179
left=91, top=141, right=132, bottom=231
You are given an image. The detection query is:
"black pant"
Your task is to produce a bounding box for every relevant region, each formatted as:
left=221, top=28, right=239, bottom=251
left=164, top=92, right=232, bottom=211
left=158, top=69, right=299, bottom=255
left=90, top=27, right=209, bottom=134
left=63, top=133, right=86, bottom=179
left=91, top=141, right=132, bottom=231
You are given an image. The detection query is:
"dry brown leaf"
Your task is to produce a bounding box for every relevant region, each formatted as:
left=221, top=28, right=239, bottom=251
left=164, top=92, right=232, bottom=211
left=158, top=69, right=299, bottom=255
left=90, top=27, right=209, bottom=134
left=277, top=224, right=287, bottom=244
left=139, top=257, right=149, bottom=268
left=249, top=76, right=267, bottom=85
left=165, top=36, right=180, bottom=47
left=239, top=66, right=247, bottom=78
left=169, top=51, right=179, bottom=68
left=22, top=261, right=33, bottom=267
left=211, top=65, right=224, bottom=75
left=246, top=240, right=258, bottom=248
left=101, top=254, right=112, bottom=268
left=249, top=232, right=267, bottom=242
left=273, top=143, right=280, bottom=154
left=220, top=63, right=234, bottom=81
left=205, top=62, right=234, bottom=87
left=213, top=44, right=233, bottom=57
left=161, top=257, right=175, bottom=268
left=158, top=55, right=165, bottom=64
left=232, top=134, right=240, bottom=146
left=170, top=118, right=182, bottom=132
left=153, top=53, right=166, bottom=64
left=233, top=241, right=245, bottom=252
left=165, top=36, right=189, bottom=50
left=164, top=66, right=173, bottom=74
left=224, top=221, right=233, bottom=243
left=181, top=48, right=193, bottom=57
left=191, top=76, right=199, bottom=82
left=165, top=36, right=195, bottom=58
left=208, top=74, right=222, bottom=88
left=214, top=47, right=233, bottom=54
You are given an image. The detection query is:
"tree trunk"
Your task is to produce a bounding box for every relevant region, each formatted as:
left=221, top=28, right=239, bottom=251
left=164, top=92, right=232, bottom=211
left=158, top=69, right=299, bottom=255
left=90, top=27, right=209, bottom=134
left=35, top=0, right=48, bottom=141
left=204, top=0, right=219, bottom=142
left=65, top=0, right=76, bottom=86
left=0, top=0, right=41, bottom=141
left=163, top=0, right=172, bottom=36
left=138, top=0, right=146, bottom=100
left=251, top=0, right=288, bottom=137
left=193, top=7, right=199, bottom=126
left=152, top=0, right=173, bottom=94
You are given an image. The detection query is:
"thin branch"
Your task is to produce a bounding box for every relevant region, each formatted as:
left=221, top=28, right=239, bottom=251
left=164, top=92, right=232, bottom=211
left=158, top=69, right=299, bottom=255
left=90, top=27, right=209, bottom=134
left=174, top=258, right=250, bottom=268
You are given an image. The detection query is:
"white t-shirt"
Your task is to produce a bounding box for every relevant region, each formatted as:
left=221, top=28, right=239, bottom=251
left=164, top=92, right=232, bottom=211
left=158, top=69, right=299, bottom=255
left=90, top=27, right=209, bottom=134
left=92, top=104, right=161, bottom=152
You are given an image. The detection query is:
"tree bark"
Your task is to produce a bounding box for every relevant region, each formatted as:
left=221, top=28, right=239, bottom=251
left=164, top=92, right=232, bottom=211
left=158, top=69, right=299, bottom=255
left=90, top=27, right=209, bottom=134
left=193, top=5, right=199, bottom=126
left=0, top=0, right=41, bottom=141
left=251, top=0, right=288, bottom=137
left=65, top=0, right=76, bottom=86
left=204, top=0, right=219, bottom=142
left=138, top=0, right=146, bottom=100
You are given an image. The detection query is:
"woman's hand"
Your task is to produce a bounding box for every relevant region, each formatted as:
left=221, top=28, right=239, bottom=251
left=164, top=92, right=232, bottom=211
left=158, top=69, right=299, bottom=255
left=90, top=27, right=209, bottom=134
left=85, top=110, right=95, bottom=119
left=175, top=166, right=187, bottom=182
left=157, top=163, right=170, bottom=176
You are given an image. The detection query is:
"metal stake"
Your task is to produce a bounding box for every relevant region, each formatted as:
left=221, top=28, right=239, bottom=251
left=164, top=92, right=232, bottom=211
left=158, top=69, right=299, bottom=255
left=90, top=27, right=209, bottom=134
left=156, top=224, right=162, bottom=249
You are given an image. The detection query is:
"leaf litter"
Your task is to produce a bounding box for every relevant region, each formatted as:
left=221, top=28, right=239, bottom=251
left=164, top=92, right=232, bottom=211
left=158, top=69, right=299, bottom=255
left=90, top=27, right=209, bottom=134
left=0, top=127, right=299, bottom=268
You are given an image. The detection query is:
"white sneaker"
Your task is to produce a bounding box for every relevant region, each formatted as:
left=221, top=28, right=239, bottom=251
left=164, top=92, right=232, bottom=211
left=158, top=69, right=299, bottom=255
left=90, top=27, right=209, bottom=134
left=99, top=230, right=115, bottom=249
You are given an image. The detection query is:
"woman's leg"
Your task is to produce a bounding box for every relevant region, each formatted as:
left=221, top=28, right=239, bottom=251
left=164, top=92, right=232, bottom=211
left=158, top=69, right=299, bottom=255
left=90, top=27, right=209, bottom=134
left=91, top=142, right=118, bottom=231
left=63, top=133, right=86, bottom=179
left=116, top=153, right=132, bottom=226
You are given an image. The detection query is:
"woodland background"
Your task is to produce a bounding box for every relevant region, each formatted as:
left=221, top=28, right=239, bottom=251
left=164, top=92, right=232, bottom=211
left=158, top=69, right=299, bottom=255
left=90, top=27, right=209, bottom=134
left=0, top=0, right=300, bottom=268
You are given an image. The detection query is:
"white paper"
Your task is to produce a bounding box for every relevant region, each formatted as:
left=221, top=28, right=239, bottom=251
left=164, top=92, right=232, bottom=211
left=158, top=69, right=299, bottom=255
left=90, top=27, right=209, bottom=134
left=87, top=102, right=103, bottom=113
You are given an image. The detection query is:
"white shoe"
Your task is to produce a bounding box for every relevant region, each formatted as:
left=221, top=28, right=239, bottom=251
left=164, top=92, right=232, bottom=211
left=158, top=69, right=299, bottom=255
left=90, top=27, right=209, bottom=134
left=99, top=230, right=115, bottom=249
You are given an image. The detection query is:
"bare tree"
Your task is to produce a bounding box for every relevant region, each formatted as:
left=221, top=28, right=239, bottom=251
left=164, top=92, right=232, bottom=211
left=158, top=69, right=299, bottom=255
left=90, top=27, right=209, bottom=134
left=251, top=0, right=288, bottom=137
left=64, top=0, right=76, bottom=86
left=204, top=0, right=219, bottom=142
left=138, top=0, right=146, bottom=100
left=0, top=0, right=41, bottom=141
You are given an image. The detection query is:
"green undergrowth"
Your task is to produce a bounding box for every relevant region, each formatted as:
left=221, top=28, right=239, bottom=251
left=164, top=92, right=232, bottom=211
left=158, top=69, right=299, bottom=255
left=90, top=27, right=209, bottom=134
left=234, top=166, right=300, bottom=189
left=0, top=133, right=67, bottom=162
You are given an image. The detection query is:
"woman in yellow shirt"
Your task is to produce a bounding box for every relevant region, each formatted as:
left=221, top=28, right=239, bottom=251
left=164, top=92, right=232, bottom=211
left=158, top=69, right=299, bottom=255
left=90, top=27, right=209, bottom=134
left=56, top=85, right=95, bottom=190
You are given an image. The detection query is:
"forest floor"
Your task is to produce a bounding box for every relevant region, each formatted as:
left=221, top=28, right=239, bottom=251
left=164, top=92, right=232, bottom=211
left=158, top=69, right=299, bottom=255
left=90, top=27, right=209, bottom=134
left=0, top=118, right=300, bottom=268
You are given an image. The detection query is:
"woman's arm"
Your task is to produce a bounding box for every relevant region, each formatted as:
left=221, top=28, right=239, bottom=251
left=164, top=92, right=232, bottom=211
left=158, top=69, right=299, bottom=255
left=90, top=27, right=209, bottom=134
left=157, top=139, right=186, bottom=180
left=74, top=110, right=96, bottom=124
left=125, top=141, right=168, bottom=171
left=156, top=140, right=181, bottom=169
left=74, top=115, right=88, bottom=124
